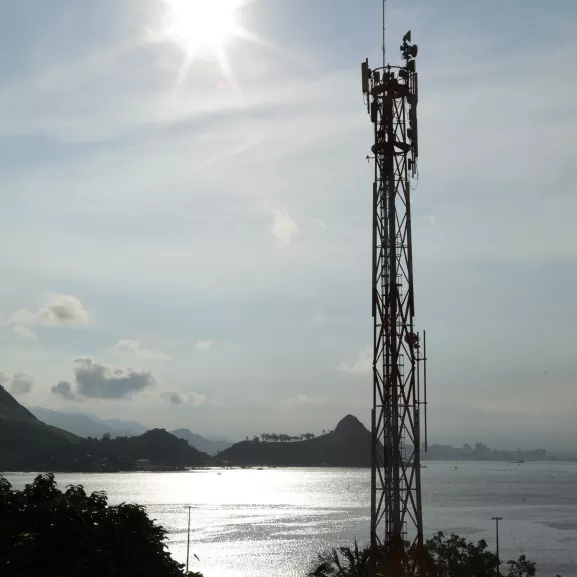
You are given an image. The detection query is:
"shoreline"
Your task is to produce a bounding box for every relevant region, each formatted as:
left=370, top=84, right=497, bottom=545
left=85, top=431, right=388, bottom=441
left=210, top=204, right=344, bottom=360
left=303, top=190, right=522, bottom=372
left=3, top=458, right=577, bottom=475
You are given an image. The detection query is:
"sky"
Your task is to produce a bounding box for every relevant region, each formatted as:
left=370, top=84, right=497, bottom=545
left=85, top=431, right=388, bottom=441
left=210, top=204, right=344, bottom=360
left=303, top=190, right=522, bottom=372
left=1, top=0, right=576, bottom=451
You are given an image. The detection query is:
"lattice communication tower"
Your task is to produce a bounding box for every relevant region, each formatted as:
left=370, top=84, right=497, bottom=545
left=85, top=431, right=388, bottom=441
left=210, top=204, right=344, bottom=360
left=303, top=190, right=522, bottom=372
left=361, top=18, right=429, bottom=577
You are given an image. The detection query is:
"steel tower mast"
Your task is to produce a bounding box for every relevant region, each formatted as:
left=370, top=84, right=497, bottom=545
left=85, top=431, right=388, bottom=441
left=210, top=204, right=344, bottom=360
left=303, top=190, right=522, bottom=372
left=361, top=4, right=428, bottom=575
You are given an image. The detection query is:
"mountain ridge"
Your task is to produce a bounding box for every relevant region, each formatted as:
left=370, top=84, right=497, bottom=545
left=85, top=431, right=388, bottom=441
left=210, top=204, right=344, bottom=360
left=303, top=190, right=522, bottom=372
left=31, top=408, right=149, bottom=439
left=0, top=385, right=80, bottom=471
left=217, top=414, right=375, bottom=467
left=0, top=388, right=208, bottom=471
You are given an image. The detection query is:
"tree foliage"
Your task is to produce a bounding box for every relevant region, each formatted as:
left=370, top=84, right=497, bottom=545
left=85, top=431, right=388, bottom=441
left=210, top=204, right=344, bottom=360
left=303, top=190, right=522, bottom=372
left=506, top=556, right=536, bottom=577
left=259, top=433, right=317, bottom=442
left=0, top=473, right=200, bottom=577
left=310, top=540, right=371, bottom=577
left=309, top=532, right=537, bottom=577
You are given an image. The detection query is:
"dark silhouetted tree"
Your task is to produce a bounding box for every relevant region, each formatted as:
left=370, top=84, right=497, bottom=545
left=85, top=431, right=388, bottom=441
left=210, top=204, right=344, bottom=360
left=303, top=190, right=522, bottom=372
left=257, top=432, right=318, bottom=443
left=310, top=540, right=370, bottom=577
left=309, top=532, right=535, bottom=577
left=424, top=531, right=498, bottom=577
left=0, top=473, right=200, bottom=577
left=506, top=556, right=536, bottom=577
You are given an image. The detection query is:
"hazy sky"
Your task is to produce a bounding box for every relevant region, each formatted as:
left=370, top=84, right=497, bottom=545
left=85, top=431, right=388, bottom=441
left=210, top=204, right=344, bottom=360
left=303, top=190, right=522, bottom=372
left=1, top=0, right=576, bottom=450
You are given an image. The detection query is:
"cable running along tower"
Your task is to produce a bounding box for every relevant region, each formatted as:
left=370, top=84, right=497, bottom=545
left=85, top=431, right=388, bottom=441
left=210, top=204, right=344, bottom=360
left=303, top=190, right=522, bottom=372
left=361, top=3, right=428, bottom=575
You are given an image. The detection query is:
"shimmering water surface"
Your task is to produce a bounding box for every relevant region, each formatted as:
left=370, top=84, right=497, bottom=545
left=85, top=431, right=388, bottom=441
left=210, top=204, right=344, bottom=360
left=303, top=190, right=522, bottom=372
left=5, top=462, right=577, bottom=576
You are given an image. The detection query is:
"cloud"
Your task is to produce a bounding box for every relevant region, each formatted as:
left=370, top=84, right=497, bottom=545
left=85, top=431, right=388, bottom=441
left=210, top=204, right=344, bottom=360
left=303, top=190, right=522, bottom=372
left=0, top=372, right=34, bottom=395
left=0, top=31, right=342, bottom=144
left=313, top=310, right=324, bottom=324
left=51, top=359, right=157, bottom=401
left=296, top=394, right=328, bottom=406
left=337, top=348, right=372, bottom=376
left=162, top=390, right=207, bottom=407
left=111, top=338, right=170, bottom=360
left=267, top=209, right=299, bottom=246
left=311, top=217, right=327, bottom=230
left=195, top=340, right=214, bottom=351
left=51, top=381, right=77, bottom=401
left=7, top=295, right=89, bottom=338
left=12, top=325, right=38, bottom=340
left=74, top=359, right=156, bottom=399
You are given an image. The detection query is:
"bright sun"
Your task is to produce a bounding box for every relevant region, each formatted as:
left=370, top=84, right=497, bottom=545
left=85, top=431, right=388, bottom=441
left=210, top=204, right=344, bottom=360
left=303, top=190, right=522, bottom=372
left=163, top=0, right=244, bottom=58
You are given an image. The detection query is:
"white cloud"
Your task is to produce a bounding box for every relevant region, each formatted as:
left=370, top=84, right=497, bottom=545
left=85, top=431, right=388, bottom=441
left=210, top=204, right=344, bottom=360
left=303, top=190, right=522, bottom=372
left=337, top=348, right=372, bottom=376
left=311, top=217, right=327, bottom=230
left=7, top=295, right=89, bottom=335
left=12, top=325, right=38, bottom=340
left=267, top=209, right=299, bottom=246
left=1, top=372, right=34, bottom=395
left=195, top=340, right=214, bottom=351
left=162, top=390, right=207, bottom=406
left=0, top=26, right=342, bottom=145
left=296, top=394, right=328, bottom=406
left=111, top=338, right=170, bottom=360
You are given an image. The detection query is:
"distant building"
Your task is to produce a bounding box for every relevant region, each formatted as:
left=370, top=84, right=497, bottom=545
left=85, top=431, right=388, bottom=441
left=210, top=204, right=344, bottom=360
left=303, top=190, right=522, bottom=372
left=474, top=443, right=489, bottom=455
left=135, top=458, right=152, bottom=471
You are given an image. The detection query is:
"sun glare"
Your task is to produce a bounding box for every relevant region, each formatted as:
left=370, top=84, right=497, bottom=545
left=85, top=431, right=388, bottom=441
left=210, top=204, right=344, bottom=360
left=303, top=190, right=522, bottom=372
left=163, top=0, right=243, bottom=57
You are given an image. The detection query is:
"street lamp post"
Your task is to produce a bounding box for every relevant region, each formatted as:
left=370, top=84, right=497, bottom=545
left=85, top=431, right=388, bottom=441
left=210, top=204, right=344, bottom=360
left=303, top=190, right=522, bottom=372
left=492, top=516, right=503, bottom=576
left=184, top=505, right=192, bottom=573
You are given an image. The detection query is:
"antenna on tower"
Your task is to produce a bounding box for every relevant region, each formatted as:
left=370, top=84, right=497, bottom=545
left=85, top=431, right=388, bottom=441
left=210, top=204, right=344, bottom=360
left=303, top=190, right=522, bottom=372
left=382, top=0, right=386, bottom=69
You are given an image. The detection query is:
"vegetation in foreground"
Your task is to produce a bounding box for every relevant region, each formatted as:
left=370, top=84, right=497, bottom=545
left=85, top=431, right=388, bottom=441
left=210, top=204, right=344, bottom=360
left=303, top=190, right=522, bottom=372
left=0, top=473, right=202, bottom=577
left=309, top=534, right=537, bottom=577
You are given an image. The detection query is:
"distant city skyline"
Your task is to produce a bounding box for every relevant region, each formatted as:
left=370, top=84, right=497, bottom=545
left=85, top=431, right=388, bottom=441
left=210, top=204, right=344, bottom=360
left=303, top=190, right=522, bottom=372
left=1, top=0, right=576, bottom=449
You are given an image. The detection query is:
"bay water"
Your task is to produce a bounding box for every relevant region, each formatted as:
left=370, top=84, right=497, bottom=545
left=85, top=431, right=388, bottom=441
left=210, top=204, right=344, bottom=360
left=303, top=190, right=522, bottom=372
left=4, top=461, right=577, bottom=576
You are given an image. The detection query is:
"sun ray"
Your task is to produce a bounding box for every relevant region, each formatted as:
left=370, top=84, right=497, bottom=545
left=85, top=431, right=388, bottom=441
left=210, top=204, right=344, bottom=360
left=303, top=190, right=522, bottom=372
left=162, top=0, right=251, bottom=82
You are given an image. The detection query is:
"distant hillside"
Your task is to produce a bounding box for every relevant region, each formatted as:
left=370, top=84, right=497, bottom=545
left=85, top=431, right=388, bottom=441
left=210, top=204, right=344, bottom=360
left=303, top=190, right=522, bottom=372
left=80, top=429, right=209, bottom=470
left=0, top=387, right=206, bottom=472
left=171, top=428, right=233, bottom=455
left=217, top=415, right=374, bottom=467
left=0, top=385, right=79, bottom=471
left=31, top=408, right=148, bottom=439
left=205, top=434, right=233, bottom=443
left=99, top=417, right=148, bottom=437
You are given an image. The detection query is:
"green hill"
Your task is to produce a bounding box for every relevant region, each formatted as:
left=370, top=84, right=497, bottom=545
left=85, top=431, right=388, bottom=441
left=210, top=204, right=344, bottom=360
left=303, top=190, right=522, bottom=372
left=80, top=428, right=209, bottom=470
left=0, top=387, right=208, bottom=471
left=217, top=415, right=375, bottom=467
left=0, top=385, right=79, bottom=471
